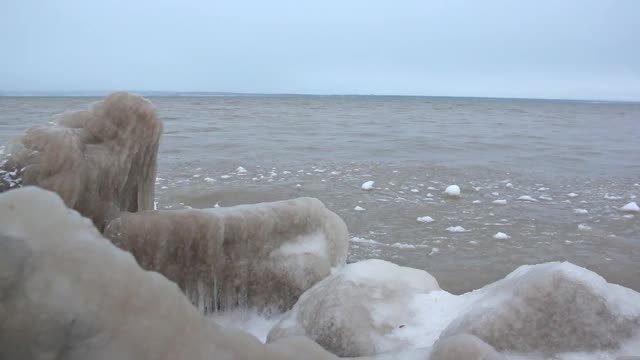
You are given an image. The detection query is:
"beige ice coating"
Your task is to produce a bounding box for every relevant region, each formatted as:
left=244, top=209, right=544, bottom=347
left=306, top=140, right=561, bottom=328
left=0, top=92, right=162, bottom=231
left=0, top=187, right=338, bottom=360
left=104, top=198, right=349, bottom=313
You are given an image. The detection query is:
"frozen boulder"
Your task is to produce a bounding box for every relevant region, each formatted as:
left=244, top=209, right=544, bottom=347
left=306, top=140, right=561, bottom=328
left=439, top=262, right=640, bottom=354
left=267, top=259, right=440, bottom=357
left=429, top=334, right=505, bottom=360
left=0, top=92, right=162, bottom=231
left=0, top=186, right=345, bottom=360
left=104, top=197, right=349, bottom=313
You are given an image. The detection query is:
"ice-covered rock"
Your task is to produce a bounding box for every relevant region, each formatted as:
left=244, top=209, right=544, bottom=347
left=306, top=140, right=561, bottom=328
left=444, top=185, right=461, bottom=198
left=429, top=334, right=505, bottom=360
left=0, top=187, right=343, bottom=360
left=0, top=92, right=162, bottom=231
left=267, top=259, right=440, bottom=357
left=439, top=262, right=640, bottom=354
left=417, top=216, right=435, bottom=223
left=620, top=202, right=640, bottom=213
left=362, top=181, right=375, bottom=190
left=105, top=197, right=349, bottom=313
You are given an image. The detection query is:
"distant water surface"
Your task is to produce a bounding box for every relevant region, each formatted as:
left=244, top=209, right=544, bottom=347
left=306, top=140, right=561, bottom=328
left=1, top=95, right=639, bottom=293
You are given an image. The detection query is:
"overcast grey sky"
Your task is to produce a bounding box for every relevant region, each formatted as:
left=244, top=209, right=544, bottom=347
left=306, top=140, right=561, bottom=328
left=1, top=0, right=639, bottom=100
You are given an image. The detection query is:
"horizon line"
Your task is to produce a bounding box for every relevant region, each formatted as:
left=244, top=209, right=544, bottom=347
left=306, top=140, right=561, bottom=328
left=0, top=90, right=638, bottom=104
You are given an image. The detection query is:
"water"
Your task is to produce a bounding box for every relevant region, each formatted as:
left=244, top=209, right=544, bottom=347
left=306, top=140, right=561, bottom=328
left=1, top=95, right=639, bottom=294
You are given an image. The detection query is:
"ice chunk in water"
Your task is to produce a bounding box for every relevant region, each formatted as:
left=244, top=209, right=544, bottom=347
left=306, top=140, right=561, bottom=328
left=444, top=185, right=461, bottom=197
left=361, top=181, right=375, bottom=190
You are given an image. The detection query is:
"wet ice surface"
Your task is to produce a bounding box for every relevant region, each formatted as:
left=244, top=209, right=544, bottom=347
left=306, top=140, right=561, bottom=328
left=1, top=96, right=639, bottom=295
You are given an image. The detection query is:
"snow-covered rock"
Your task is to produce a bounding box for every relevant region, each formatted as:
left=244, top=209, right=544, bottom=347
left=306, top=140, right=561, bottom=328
left=267, top=259, right=440, bottom=357
left=439, top=262, right=640, bottom=353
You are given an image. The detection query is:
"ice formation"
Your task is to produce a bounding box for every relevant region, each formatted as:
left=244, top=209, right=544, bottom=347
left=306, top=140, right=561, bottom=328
left=267, top=259, right=440, bottom=357
left=439, top=262, right=640, bottom=354
left=104, top=197, right=349, bottom=313
left=517, top=195, right=538, bottom=202
left=0, top=187, right=342, bottom=360
left=362, top=181, right=375, bottom=190
left=620, top=202, right=640, bottom=213
left=446, top=226, right=466, bottom=233
left=0, top=92, right=162, bottom=231
left=444, top=185, right=461, bottom=197
left=429, top=334, right=505, bottom=360
left=492, top=232, right=510, bottom=240
left=267, top=259, right=640, bottom=359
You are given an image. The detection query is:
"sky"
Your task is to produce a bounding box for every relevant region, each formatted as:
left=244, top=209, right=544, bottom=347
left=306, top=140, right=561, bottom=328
left=1, top=0, right=639, bottom=100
